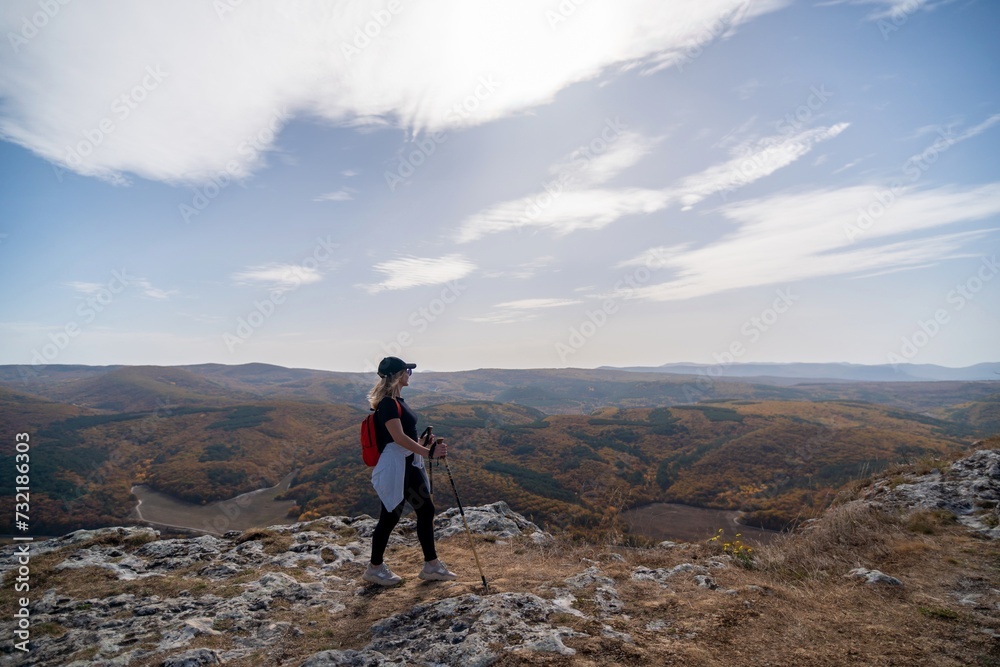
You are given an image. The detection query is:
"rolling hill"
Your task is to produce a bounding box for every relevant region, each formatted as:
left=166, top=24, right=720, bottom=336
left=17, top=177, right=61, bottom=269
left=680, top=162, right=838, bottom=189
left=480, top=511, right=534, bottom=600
left=4, top=363, right=998, bottom=415
left=2, top=362, right=994, bottom=539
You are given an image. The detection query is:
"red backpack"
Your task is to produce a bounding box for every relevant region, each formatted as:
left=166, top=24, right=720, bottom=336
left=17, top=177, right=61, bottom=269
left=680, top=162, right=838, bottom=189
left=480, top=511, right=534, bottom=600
left=361, top=398, right=401, bottom=466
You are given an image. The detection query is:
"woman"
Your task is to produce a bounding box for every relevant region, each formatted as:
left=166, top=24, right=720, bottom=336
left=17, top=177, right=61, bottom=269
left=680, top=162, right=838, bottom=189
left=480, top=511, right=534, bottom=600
left=362, top=356, right=457, bottom=586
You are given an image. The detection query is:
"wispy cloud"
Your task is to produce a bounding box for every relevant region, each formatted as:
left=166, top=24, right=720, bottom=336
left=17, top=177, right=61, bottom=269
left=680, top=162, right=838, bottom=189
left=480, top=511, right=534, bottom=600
left=463, top=311, right=542, bottom=325
left=67, top=277, right=176, bottom=299
left=457, top=122, right=846, bottom=242
left=457, top=187, right=671, bottom=243
left=314, top=188, right=355, bottom=202
left=456, top=129, right=669, bottom=242
left=134, top=279, right=177, bottom=299
left=904, top=113, right=1000, bottom=161
left=822, top=0, right=950, bottom=20
left=231, top=263, right=323, bottom=293
left=482, top=256, right=558, bottom=280
left=735, top=78, right=762, bottom=100
left=0, top=1, right=788, bottom=184
left=832, top=154, right=874, bottom=174
left=363, top=255, right=475, bottom=293
left=494, top=298, right=581, bottom=309
left=549, top=130, right=661, bottom=188
left=613, top=182, right=1000, bottom=301
left=671, top=123, right=850, bottom=210
left=466, top=296, right=580, bottom=325
left=66, top=281, right=105, bottom=295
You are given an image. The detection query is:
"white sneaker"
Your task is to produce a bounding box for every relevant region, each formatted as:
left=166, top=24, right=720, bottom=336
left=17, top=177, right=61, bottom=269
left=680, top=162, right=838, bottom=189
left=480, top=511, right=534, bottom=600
left=419, top=560, right=457, bottom=581
left=362, top=562, right=402, bottom=586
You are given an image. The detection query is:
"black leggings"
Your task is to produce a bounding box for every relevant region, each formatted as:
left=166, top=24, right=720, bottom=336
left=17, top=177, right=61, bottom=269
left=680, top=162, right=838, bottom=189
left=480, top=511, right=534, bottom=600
left=370, top=456, right=437, bottom=565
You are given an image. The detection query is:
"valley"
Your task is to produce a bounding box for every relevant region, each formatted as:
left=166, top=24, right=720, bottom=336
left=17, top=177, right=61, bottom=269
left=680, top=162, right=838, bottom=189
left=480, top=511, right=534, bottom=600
left=0, top=363, right=996, bottom=543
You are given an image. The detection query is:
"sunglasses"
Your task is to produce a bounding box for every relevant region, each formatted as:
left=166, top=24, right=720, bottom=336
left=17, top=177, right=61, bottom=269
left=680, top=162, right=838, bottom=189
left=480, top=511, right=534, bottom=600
left=406, top=368, right=412, bottom=376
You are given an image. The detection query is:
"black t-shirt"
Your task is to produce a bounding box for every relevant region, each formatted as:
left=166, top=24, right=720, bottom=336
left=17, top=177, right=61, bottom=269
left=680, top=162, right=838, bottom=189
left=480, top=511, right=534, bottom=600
left=375, top=396, right=418, bottom=449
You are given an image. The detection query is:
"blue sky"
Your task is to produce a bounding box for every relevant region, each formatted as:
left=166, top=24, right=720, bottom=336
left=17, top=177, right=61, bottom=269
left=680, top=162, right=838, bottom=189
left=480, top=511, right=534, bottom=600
left=1, top=0, right=998, bottom=373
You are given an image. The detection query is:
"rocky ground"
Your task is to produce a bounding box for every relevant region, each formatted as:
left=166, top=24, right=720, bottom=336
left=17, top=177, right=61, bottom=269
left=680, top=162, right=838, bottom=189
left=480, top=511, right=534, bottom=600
left=2, top=446, right=1000, bottom=666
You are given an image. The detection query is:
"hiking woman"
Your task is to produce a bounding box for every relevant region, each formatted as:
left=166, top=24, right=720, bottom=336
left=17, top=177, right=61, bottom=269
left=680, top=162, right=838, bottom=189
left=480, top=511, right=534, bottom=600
left=362, top=356, right=457, bottom=586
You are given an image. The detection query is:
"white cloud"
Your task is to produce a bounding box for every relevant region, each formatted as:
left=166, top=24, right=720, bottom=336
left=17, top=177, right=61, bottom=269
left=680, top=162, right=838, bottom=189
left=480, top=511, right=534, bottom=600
left=826, top=0, right=951, bottom=21
left=463, top=311, right=541, bottom=325
left=135, top=279, right=177, bottom=299
left=457, top=122, right=846, bottom=242
left=67, top=277, right=175, bottom=299
left=548, top=129, right=661, bottom=188
left=832, top=154, right=874, bottom=174
left=466, top=296, right=580, bottom=325
left=66, top=281, right=105, bottom=295
left=456, top=128, right=670, bottom=242
left=482, top=255, right=558, bottom=280
left=671, top=123, right=850, bottom=210
left=314, top=188, right=355, bottom=202
left=494, top=298, right=581, bottom=309
left=363, top=254, right=475, bottom=293
left=0, top=0, right=788, bottom=184
left=904, top=114, right=1000, bottom=163
left=735, top=78, right=761, bottom=100
left=614, top=182, right=1000, bottom=301
left=456, top=186, right=671, bottom=243
left=231, top=263, right=323, bottom=293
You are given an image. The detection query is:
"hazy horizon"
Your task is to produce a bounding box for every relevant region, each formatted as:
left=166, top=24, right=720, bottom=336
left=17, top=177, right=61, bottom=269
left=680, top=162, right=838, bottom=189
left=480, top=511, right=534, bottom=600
left=5, top=358, right=999, bottom=377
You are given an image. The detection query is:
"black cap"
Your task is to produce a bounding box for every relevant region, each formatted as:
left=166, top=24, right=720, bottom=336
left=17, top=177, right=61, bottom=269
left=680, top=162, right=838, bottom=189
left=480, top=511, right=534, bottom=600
left=377, top=356, right=416, bottom=378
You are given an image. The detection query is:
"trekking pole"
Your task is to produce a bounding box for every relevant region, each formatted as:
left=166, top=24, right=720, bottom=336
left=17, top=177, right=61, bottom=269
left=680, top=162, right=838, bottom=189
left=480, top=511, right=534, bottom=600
left=422, top=427, right=434, bottom=497
left=442, top=455, right=489, bottom=593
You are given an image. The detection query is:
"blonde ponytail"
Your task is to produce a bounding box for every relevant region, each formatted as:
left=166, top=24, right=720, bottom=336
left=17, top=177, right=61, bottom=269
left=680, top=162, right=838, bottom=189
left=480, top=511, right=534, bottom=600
left=367, top=370, right=407, bottom=409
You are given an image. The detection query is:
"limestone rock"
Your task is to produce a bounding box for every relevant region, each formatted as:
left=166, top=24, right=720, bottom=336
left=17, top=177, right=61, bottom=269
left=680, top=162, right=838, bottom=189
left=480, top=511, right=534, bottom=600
left=873, top=449, right=1000, bottom=538
left=54, top=545, right=159, bottom=581
left=300, top=593, right=587, bottom=666
left=161, top=648, right=222, bottom=666
left=565, top=565, right=616, bottom=589
left=0, top=504, right=571, bottom=667
left=846, top=567, right=903, bottom=586
left=631, top=563, right=709, bottom=587
left=433, top=501, right=552, bottom=542
left=657, top=540, right=691, bottom=550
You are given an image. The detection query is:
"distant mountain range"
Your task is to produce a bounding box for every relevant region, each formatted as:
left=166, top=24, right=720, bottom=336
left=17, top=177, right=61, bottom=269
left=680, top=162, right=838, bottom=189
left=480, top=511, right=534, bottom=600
left=2, top=362, right=999, bottom=416
left=603, top=362, right=1000, bottom=383
left=1, top=362, right=999, bottom=416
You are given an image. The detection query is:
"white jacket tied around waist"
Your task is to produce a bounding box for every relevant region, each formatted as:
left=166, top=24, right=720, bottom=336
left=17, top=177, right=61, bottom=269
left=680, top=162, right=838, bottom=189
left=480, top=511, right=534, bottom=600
left=371, top=441, right=430, bottom=510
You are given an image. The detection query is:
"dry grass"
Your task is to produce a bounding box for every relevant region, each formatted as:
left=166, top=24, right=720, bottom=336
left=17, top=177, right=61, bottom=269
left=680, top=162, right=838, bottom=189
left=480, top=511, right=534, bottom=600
left=754, top=500, right=904, bottom=580
left=906, top=508, right=959, bottom=535
left=232, top=527, right=295, bottom=555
